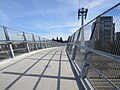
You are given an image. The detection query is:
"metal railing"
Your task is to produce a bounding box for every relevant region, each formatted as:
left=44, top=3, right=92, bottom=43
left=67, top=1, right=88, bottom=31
left=66, top=2, right=120, bottom=90
left=0, top=26, right=64, bottom=60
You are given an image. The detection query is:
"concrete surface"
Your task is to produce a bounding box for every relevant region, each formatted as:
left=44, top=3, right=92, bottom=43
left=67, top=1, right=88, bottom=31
left=0, top=46, right=83, bottom=90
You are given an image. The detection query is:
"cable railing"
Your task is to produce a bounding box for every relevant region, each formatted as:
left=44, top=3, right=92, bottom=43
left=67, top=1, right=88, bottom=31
left=0, top=26, right=64, bottom=60
left=66, top=2, right=120, bottom=90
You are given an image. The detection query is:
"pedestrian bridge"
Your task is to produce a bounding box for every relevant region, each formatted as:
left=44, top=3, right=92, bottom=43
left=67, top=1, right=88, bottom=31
left=0, top=2, right=120, bottom=90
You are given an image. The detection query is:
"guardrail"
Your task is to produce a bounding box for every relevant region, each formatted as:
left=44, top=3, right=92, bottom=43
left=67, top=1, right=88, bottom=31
left=0, top=26, right=64, bottom=60
left=66, top=2, right=120, bottom=90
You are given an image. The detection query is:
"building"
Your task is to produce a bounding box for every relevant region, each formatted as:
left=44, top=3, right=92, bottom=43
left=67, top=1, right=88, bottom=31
left=115, top=32, right=120, bottom=42
left=92, top=16, right=115, bottom=43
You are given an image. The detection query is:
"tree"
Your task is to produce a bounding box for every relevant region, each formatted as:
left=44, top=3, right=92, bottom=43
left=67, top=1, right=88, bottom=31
left=60, top=37, right=63, bottom=43
left=56, top=37, right=59, bottom=42
left=52, top=38, right=55, bottom=41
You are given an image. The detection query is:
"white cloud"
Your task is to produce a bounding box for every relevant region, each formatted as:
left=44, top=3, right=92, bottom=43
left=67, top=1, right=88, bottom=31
left=89, top=0, right=105, bottom=9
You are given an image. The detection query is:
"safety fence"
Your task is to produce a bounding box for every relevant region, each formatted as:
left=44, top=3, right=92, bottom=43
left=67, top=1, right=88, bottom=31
left=0, top=26, right=64, bottom=60
left=66, top=2, right=120, bottom=90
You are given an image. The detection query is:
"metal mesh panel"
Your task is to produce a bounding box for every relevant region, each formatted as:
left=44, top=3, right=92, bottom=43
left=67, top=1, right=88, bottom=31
left=37, top=43, right=42, bottom=49
left=41, top=38, right=46, bottom=48
left=74, top=50, right=85, bottom=68
left=34, top=35, right=39, bottom=41
left=12, top=42, right=28, bottom=56
left=0, top=43, right=11, bottom=60
left=0, top=26, right=6, bottom=40
left=28, top=42, right=36, bottom=51
left=66, top=2, right=120, bottom=90
left=92, top=4, right=120, bottom=56
left=88, top=66, right=117, bottom=90
left=25, top=33, right=33, bottom=41
left=7, top=28, right=24, bottom=41
left=88, top=53, right=120, bottom=89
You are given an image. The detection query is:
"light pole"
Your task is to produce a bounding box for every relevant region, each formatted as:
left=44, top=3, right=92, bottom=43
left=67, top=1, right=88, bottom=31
left=78, top=7, right=88, bottom=52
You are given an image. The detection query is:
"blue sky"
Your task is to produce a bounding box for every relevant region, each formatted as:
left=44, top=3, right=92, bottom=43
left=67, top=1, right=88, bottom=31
left=0, top=0, right=120, bottom=40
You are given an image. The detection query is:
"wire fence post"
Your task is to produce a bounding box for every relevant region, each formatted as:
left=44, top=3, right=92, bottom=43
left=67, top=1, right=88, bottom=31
left=3, top=27, right=15, bottom=58
left=23, top=32, right=30, bottom=53
left=43, top=38, right=46, bottom=48
left=32, top=34, right=38, bottom=50
left=46, top=39, right=49, bottom=48
left=38, top=36, right=41, bottom=49
left=71, top=29, right=81, bottom=60
left=70, top=34, right=75, bottom=58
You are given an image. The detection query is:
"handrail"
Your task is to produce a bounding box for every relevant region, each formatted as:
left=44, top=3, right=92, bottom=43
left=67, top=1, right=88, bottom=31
left=0, top=40, right=51, bottom=43
left=68, top=42, right=120, bottom=62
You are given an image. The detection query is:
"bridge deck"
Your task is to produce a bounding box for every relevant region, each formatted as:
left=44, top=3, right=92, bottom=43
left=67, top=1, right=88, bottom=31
left=0, top=46, right=84, bottom=90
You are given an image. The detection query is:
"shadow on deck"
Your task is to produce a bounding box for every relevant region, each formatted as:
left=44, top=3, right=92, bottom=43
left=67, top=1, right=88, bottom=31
left=0, top=46, right=84, bottom=90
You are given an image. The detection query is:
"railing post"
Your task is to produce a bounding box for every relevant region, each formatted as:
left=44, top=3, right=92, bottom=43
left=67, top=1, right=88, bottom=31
left=80, top=52, right=92, bottom=78
left=69, top=34, right=75, bottom=57
left=48, top=40, right=50, bottom=47
left=46, top=39, right=49, bottom=48
left=81, top=22, right=97, bottom=78
left=43, top=38, right=46, bottom=48
left=49, top=40, right=52, bottom=47
left=71, top=30, right=81, bottom=60
left=39, top=36, right=42, bottom=49
left=23, top=32, right=30, bottom=53
left=52, top=41, right=54, bottom=47
left=67, top=36, right=72, bottom=52
left=32, top=34, right=38, bottom=50
left=66, top=36, right=70, bottom=49
left=3, top=27, right=15, bottom=58
left=44, top=38, right=47, bottom=48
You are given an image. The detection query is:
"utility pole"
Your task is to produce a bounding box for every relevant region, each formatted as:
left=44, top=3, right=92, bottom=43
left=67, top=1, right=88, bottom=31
left=71, top=7, right=88, bottom=60
left=78, top=7, right=88, bottom=52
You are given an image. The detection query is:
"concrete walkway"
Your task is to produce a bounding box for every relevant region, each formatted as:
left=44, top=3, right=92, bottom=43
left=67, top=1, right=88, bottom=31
left=0, top=46, right=84, bottom=90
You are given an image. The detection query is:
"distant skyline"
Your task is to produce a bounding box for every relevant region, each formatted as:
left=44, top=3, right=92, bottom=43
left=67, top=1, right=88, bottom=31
left=0, top=0, right=120, bottom=40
